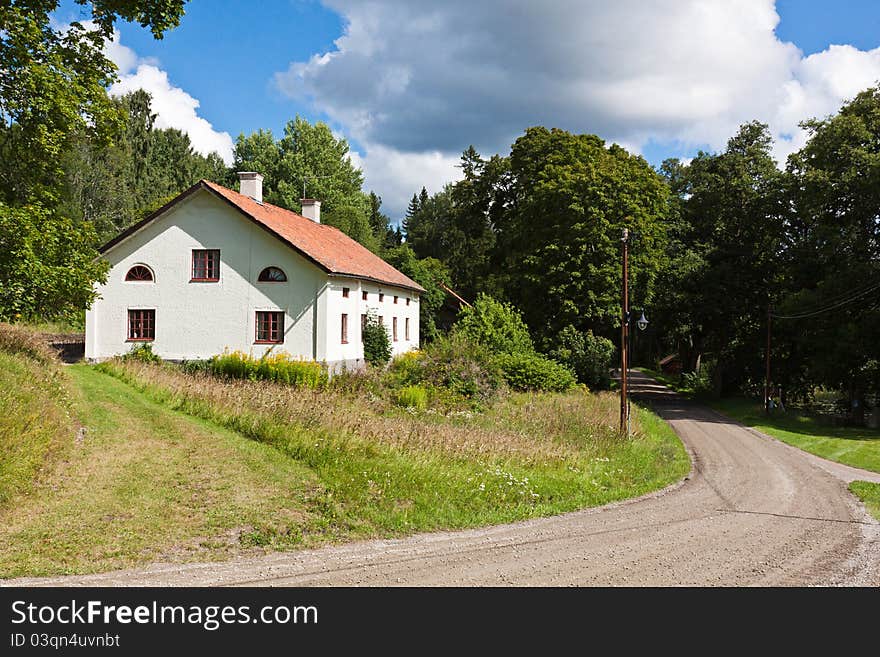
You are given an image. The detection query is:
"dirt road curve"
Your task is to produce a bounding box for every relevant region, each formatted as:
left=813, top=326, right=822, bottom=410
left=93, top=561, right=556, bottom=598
left=9, top=372, right=880, bottom=586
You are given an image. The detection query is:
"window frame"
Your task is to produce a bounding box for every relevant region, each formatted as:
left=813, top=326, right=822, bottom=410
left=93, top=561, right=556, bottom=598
left=255, top=311, right=284, bottom=344
left=362, top=291, right=368, bottom=301
left=127, top=309, right=155, bottom=342
left=392, top=317, right=398, bottom=342
left=405, top=317, right=410, bottom=341
left=257, top=266, right=287, bottom=282
left=124, top=265, right=154, bottom=282
left=361, top=313, right=367, bottom=342
left=191, top=249, right=220, bottom=282
left=341, top=313, right=349, bottom=344
left=342, top=287, right=350, bottom=298
left=378, top=293, right=384, bottom=302
left=394, top=295, right=398, bottom=304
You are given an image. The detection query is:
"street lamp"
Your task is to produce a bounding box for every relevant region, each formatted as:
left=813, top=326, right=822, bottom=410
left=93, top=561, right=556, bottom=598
left=620, top=224, right=648, bottom=436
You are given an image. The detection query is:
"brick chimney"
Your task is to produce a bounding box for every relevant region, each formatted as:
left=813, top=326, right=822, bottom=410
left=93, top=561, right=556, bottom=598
left=301, top=198, right=321, bottom=223
left=238, top=172, right=263, bottom=203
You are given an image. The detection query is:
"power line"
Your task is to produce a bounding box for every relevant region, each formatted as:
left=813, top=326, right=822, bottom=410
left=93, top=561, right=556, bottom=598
left=770, top=281, right=880, bottom=319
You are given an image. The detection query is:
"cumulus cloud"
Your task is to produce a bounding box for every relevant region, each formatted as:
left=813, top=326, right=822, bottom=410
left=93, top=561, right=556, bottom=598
left=274, top=0, right=880, bottom=215
left=104, top=30, right=234, bottom=163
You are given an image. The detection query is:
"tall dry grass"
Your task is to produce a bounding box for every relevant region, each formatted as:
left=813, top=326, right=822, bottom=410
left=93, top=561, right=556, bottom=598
left=99, top=359, right=636, bottom=463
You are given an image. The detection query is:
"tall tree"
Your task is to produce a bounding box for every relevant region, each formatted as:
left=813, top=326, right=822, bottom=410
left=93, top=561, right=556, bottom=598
left=232, top=117, right=380, bottom=250
left=0, top=0, right=188, bottom=202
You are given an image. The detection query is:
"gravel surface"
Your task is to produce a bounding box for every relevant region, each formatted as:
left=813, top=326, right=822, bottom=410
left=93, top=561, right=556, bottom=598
left=7, top=372, right=879, bottom=587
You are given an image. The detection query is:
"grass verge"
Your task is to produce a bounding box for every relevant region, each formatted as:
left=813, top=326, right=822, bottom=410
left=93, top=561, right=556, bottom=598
left=0, top=358, right=689, bottom=578
left=849, top=481, right=880, bottom=520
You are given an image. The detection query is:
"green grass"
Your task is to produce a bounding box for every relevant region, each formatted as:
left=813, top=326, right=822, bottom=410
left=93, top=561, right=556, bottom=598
left=708, top=397, right=880, bottom=474
left=849, top=481, right=880, bottom=520
left=0, top=351, right=73, bottom=505
left=0, top=364, right=325, bottom=578
left=0, top=356, right=690, bottom=578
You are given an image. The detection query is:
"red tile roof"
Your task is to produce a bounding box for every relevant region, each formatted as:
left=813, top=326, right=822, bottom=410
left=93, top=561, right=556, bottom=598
left=101, top=180, right=424, bottom=293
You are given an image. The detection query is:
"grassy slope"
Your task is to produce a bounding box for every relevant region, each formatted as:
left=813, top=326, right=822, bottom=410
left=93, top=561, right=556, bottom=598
left=0, top=351, right=72, bottom=504
left=848, top=482, right=880, bottom=520
left=0, top=360, right=689, bottom=578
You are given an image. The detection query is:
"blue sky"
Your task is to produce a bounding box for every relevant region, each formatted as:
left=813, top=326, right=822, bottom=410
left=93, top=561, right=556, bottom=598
left=57, top=1, right=880, bottom=219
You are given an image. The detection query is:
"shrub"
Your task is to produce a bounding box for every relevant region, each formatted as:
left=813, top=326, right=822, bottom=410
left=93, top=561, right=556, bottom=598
left=123, top=342, right=161, bottom=364
left=454, top=294, right=534, bottom=355
left=210, top=349, right=327, bottom=389
left=417, top=333, right=506, bottom=401
left=363, top=311, right=392, bottom=367
left=393, top=385, right=429, bottom=409
left=548, top=326, right=615, bottom=390
left=494, top=352, right=577, bottom=392
left=386, top=350, right=424, bottom=387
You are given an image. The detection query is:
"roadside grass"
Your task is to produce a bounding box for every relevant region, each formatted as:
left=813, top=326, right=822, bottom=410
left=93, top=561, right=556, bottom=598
left=0, top=355, right=688, bottom=578
left=849, top=482, right=880, bottom=521
left=86, top=360, right=688, bottom=556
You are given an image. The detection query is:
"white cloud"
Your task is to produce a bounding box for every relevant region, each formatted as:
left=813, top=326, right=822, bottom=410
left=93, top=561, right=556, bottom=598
left=274, top=0, right=880, bottom=214
left=349, top=144, right=461, bottom=221
left=104, top=29, right=234, bottom=163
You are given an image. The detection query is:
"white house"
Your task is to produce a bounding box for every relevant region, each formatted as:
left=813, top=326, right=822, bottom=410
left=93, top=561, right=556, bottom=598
left=85, top=173, right=423, bottom=369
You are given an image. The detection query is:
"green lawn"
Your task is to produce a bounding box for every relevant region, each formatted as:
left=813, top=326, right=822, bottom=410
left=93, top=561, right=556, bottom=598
left=0, top=356, right=690, bottom=578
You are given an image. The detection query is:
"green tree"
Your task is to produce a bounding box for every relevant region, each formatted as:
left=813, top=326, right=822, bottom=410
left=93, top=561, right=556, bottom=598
left=0, top=0, right=187, bottom=202
left=454, top=293, right=535, bottom=355
left=233, top=117, right=378, bottom=250
left=653, top=122, right=788, bottom=396
left=501, top=127, right=669, bottom=343
left=784, top=87, right=880, bottom=418
left=0, top=202, right=109, bottom=322
left=383, top=244, right=451, bottom=342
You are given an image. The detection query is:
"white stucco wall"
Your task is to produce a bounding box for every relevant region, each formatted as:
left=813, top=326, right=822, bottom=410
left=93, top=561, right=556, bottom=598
left=323, top=278, right=421, bottom=370
left=85, top=189, right=420, bottom=366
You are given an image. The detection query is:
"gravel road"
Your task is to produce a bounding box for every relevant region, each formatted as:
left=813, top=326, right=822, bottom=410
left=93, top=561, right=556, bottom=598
left=8, top=372, right=880, bottom=586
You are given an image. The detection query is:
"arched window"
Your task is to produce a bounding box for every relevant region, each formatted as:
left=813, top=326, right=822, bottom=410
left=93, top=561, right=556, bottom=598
left=258, top=266, right=287, bottom=282
left=125, top=265, right=154, bottom=282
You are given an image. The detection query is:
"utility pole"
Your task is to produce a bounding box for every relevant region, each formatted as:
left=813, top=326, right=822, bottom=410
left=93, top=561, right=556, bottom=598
left=620, top=228, right=629, bottom=434
left=764, top=304, right=771, bottom=414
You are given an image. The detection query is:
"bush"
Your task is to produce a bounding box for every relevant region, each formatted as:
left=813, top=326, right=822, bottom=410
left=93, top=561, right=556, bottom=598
left=363, top=311, right=392, bottom=366
left=123, top=342, right=161, bottom=364
left=454, top=294, right=534, bottom=355
left=413, top=333, right=505, bottom=402
left=386, top=349, right=424, bottom=387
left=393, top=385, right=429, bottom=409
left=548, top=326, right=615, bottom=390
left=210, top=350, right=327, bottom=389
left=494, top=352, right=577, bottom=392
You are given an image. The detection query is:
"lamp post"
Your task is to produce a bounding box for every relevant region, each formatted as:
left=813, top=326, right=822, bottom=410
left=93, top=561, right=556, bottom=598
left=620, top=226, right=649, bottom=436
left=620, top=229, right=630, bottom=434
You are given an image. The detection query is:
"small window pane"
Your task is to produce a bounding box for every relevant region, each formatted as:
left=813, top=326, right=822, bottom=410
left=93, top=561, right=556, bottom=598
left=405, top=318, right=410, bottom=341
left=256, top=311, right=284, bottom=343
left=341, top=313, right=349, bottom=343
left=362, top=291, right=368, bottom=301
left=192, top=249, right=220, bottom=280
left=393, top=317, right=398, bottom=341
left=258, top=267, right=287, bottom=282
left=128, top=309, right=155, bottom=341
left=343, top=287, right=350, bottom=298
left=125, top=265, right=153, bottom=281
